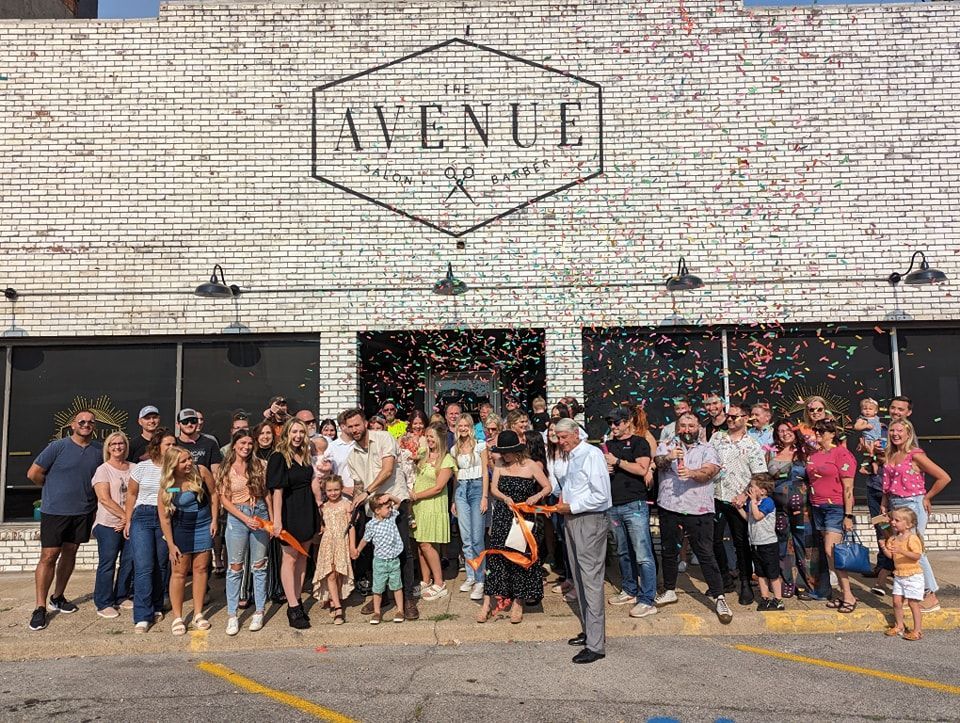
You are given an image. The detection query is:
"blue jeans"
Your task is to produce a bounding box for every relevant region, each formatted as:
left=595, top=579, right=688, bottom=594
left=225, top=502, right=270, bottom=615
left=129, top=505, right=169, bottom=624
left=606, top=499, right=656, bottom=605
left=888, top=494, right=938, bottom=593
left=92, top=524, right=134, bottom=610
left=455, top=479, right=485, bottom=583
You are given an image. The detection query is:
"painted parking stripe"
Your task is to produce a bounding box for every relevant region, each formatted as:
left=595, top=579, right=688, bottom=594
left=197, top=661, right=358, bottom=721
left=733, top=644, right=960, bottom=696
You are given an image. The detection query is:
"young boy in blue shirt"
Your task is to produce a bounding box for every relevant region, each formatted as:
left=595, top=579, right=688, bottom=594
left=739, top=473, right=785, bottom=611
left=351, top=493, right=405, bottom=624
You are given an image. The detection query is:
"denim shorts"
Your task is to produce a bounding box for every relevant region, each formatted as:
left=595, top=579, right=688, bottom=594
left=811, top=503, right=844, bottom=534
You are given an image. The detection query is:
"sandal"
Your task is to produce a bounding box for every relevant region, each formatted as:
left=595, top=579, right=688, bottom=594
left=870, top=586, right=886, bottom=597
left=333, top=607, right=345, bottom=625
left=191, top=614, right=211, bottom=630
left=171, top=617, right=186, bottom=636
left=884, top=626, right=903, bottom=637
left=836, top=600, right=858, bottom=614
left=476, top=607, right=491, bottom=624
left=510, top=604, right=523, bottom=624
left=903, top=630, right=923, bottom=641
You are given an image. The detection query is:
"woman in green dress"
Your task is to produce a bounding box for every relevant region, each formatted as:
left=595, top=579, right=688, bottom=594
left=411, top=423, right=455, bottom=601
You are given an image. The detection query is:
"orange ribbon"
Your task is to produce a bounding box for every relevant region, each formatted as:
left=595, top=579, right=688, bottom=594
left=252, top=516, right=309, bottom=556
left=466, top=502, right=560, bottom=572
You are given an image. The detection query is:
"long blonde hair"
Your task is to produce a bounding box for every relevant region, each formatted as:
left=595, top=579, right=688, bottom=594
left=215, top=431, right=267, bottom=501
left=888, top=419, right=919, bottom=456
left=418, top=423, right=449, bottom=470
left=454, top=413, right=478, bottom=466
left=276, top=418, right=312, bottom=468
left=158, top=447, right=205, bottom=516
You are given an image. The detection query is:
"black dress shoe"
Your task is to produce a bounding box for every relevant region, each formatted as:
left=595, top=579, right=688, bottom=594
left=572, top=649, right=605, bottom=664
left=567, top=633, right=587, bottom=646
left=738, top=581, right=755, bottom=606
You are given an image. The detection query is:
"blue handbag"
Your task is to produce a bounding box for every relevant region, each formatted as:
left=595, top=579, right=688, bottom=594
left=833, top=529, right=873, bottom=574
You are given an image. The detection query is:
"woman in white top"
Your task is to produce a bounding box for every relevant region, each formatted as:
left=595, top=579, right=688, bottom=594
left=125, top=428, right=176, bottom=632
left=91, top=431, right=133, bottom=618
left=451, top=414, right=490, bottom=601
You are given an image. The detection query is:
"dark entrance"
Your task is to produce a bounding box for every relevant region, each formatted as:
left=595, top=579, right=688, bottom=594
left=358, top=329, right=546, bottom=419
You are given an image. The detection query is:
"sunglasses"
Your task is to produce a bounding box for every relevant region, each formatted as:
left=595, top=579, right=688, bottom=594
left=726, top=414, right=745, bottom=420
left=76, top=420, right=95, bottom=427
left=807, top=406, right=824, bottom=412
left=180, top=418, right=199, bottom=425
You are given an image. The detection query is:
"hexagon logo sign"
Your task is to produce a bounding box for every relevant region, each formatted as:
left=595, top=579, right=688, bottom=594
left=311, top=38, right=603, bottom=237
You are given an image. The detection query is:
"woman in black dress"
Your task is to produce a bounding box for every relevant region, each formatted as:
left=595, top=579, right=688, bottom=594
left=267, top=419, right=318, bottom=629
left=478, top=431, right=552, bottom=624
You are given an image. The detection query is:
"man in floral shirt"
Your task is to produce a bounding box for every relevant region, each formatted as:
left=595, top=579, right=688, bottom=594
left=710, top=400, right=768, bottom=605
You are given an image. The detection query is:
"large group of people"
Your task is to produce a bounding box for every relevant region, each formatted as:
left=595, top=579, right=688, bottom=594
left=25, top=388, right=951, bottom=660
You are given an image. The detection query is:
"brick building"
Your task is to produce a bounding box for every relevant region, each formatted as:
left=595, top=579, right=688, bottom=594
left=1, top=0, right=959, bottom=557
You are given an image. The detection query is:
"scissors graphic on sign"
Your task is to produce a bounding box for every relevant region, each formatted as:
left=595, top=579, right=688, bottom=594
left=444, top=165, right=477, bottom=204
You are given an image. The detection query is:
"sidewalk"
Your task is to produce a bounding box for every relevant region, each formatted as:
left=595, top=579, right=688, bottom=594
left=2, top=552, right=958, bottom=662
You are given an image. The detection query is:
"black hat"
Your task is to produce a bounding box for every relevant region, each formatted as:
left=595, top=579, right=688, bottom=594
left=491, top=430, right=525, bottom=454
left=606, top=408, right=632, bottom=424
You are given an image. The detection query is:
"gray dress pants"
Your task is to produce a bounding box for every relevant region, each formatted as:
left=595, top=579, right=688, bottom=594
left=564, top=511, right=609, bottom=655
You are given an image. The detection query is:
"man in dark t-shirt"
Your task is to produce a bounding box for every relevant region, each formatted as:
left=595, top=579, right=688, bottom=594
left=602, top=408, right=656, bottom=618
left=175, top=408, right=222, bottom=473
left=128, top=405, right=160, bottom=463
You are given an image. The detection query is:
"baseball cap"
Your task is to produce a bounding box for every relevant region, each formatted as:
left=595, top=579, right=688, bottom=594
left=231, top=409, right=250, bottom=420
left=178, top=408, right=199, bottom=423
left=138, top=405, right=160, bottom=418
left=606, top=408, right=632, bottom=424
left=269, top=395, right=287, bottom=405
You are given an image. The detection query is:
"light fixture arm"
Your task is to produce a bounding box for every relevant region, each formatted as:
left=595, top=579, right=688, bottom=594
left=889, top=250, right=925, bottom=285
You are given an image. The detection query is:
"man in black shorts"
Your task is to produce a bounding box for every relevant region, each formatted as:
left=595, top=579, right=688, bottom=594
left=27, top=409, right=102, bottom=631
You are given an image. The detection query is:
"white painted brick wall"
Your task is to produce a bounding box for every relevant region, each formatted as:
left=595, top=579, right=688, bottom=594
left=0, top=0, right=957, bottom=339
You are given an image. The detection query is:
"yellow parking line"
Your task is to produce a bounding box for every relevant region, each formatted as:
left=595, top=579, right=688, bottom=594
left=734, top=644, right=960, bottom=696
left=197, top=661, right=358, bottom=721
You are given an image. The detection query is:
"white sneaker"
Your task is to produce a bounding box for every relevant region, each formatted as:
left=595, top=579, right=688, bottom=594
left=608, top=591, right=637, bottom=606
left=470, top=582, right=485, bottom=601
left=97, top=607, right=120, bottom=619
left=249, top=613, right=264, bottom=632
left=715, top=595, right=733, bottom=624
left=459, top=579, right=475, bottom=593
left=677, top=561, right=688, bottom=573
left=225, top=616, right=240, bottom=636
left=654, top=589, right=678, bottom=607
left=134, top=621, right=149, bottom=634
left=629, top=602, right=658, bottom=618
left=422, top=584, right=449, bottom=601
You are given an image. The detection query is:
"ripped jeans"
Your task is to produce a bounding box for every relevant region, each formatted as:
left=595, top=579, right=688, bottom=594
left=225, top=502, right=270, bottom=616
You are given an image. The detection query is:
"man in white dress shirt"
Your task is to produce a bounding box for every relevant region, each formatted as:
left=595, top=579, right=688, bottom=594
left=553, top=418, right=612, bottom=664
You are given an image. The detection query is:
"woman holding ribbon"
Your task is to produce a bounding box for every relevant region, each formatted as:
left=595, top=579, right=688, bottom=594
left=477, top=430, right=552, bottom=624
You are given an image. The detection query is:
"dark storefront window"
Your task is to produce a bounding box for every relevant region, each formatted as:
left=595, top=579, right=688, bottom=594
left=3, top=345, right=177, bottom=521
left=582, top=328, right=724, bottom=440
left=728, top=326, right=895, bottom=425
left=181, top=340, right=320, bottom=444
left=359, top=329, right=546, bottom=420
left=897, top=329, right=960, bottom=504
